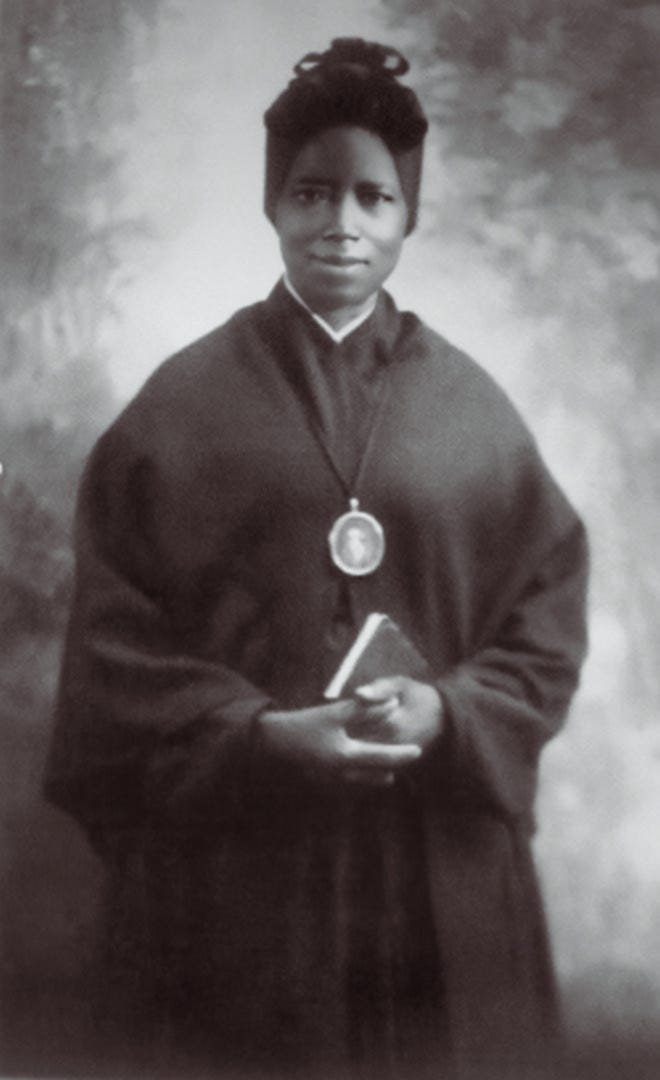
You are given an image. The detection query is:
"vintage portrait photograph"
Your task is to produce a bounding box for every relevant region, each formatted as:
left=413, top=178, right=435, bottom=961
left=2, top=1, right=660, bottom=1078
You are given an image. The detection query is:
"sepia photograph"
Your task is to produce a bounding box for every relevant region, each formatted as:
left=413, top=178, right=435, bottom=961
left=2, top=2, right=660, bottom=1078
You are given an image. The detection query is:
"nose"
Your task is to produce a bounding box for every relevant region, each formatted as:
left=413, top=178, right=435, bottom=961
left=323, top=193, right=360, bottom=240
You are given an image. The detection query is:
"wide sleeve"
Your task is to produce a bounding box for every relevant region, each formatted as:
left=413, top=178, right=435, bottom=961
left=429, top=516, right=589, bottom=825
left=43, top=422, right=273, bottom=852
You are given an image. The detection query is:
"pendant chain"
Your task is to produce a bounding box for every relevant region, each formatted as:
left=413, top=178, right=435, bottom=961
left=308, top=369, right=393, bottom=507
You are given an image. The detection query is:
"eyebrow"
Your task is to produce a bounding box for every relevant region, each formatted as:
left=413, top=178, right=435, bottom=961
left=290, top=176, right=334, bottom=186
left=290, top=176, right=394, bottom=191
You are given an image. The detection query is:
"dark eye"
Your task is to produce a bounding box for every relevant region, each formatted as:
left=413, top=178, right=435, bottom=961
left=360, top=190, right=394, bottom=208
left=293, top=186, right=329, bottom=206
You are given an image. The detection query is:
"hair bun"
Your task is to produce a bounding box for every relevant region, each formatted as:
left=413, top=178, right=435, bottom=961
left=265, top=37, right=427, bottom=152
left=294, top=38, right=409, bottom=79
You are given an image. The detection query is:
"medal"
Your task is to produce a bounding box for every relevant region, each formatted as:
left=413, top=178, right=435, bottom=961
left=274, top=303, right=392, bottom=578
left=329, top=498, right=385, bottom=577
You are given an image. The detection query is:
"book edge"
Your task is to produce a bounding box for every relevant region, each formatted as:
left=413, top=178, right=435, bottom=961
left=323, top=612, right=390, bottom=699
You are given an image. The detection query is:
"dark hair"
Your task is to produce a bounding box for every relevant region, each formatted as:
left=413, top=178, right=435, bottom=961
left=265, top=38, right=427, bottom=151
left=263, top=38, right=428, bottom=234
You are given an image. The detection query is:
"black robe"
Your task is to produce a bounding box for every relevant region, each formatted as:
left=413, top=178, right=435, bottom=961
left=44, top=282, right=589, bottom=1079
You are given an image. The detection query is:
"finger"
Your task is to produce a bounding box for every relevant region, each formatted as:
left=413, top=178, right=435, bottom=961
left=345, top=739, right=421, bottom=769
left=360, top=697, right=400, bottom=721
left=348, top=710, right=403, bottom=745
left=319, top=697, right=361, bottom=726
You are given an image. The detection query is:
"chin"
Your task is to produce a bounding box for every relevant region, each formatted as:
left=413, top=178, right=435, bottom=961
left=312, top=281, right=372, bottom=308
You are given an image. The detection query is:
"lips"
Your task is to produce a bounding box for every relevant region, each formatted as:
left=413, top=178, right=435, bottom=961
left=312, top=254, right=368, bottom=267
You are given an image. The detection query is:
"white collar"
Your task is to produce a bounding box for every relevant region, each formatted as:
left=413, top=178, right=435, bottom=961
left=283, top=276, right=377, bottom=344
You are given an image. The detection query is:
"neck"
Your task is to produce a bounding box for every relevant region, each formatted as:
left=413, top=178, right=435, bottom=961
left=314, top=297, right=376, bottom=331
left=283, top=277, right=378, bottom=338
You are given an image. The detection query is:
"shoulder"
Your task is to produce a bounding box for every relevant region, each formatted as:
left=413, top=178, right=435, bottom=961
left=389, top=296, right=532, bottom=443
left=138, top=297, right=271, bottom=407
left=388, top=296, right=582, bottom=529
left=98, top=297, right=273, bottom=456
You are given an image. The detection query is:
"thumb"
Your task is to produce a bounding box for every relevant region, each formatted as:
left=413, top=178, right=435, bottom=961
left=354, top=677, right=402, bottom=703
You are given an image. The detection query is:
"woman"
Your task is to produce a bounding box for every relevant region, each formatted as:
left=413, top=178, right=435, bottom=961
left=45, top=38, right=589, bottom=1080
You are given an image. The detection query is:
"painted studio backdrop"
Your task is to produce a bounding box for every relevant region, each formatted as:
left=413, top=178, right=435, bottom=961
left=2, top=0, right=660, bottom=1075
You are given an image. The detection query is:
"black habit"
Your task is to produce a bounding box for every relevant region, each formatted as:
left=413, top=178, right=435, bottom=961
left=44, top=282, right=589, bottom=1079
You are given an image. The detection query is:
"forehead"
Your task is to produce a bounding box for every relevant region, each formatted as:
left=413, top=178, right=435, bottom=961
left=286, top=126, right=401, bottom=187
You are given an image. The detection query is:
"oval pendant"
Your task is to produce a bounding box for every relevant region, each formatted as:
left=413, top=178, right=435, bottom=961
left=328, top=499, right=385, bottom=577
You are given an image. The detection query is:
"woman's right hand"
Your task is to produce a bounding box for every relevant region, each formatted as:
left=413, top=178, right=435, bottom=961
left=256, top=699, right=421, bottom=787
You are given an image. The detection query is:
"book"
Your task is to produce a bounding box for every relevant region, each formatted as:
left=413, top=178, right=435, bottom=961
left=323, top=613, right=431, bottom=700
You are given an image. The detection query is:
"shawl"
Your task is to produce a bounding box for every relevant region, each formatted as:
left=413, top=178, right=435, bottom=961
left=44, top=282, right=589, bottom=1077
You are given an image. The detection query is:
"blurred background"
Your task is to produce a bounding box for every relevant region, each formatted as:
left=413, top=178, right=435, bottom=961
left=1, top=0, right=660, bottom=1075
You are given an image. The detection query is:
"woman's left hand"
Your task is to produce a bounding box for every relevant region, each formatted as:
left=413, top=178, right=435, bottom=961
left=350, top=676, right=444, bottom=754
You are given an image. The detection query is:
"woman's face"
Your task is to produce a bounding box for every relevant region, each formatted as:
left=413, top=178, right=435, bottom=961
left=274, top=126, right=408, bottom=327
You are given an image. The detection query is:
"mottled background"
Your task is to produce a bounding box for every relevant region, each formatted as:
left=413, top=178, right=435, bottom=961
left=2, top=0, right=660, bottom=1076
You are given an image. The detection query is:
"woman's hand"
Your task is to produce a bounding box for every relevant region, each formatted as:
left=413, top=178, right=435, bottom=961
left=351, top=676, right=444, bottom=753
left=256, top=697, right=422, bottom=787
